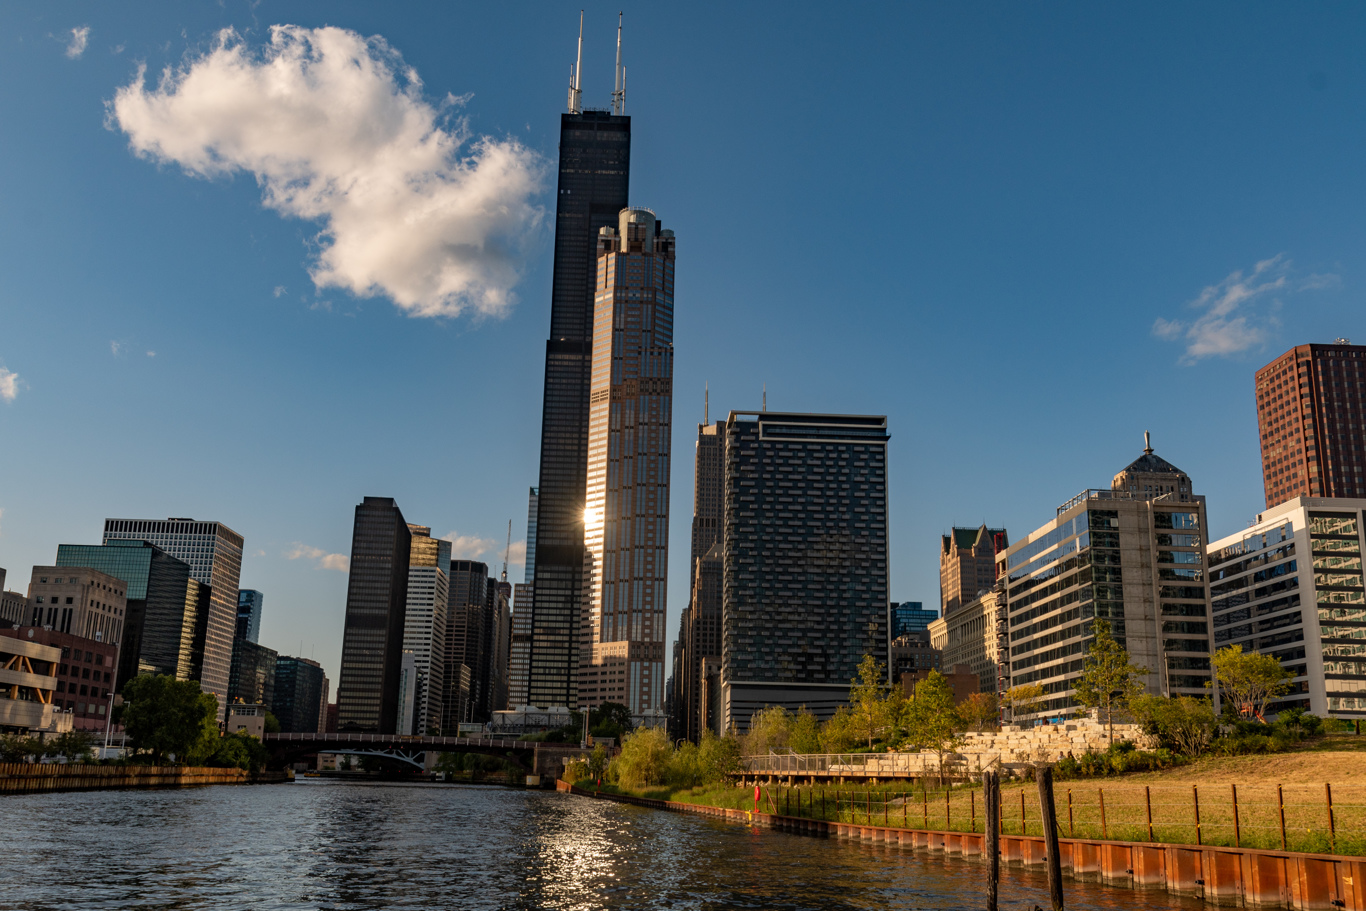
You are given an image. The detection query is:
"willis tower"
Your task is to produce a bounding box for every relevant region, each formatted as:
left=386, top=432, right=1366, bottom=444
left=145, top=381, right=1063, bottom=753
left=527, top=15, right=630, bottom=709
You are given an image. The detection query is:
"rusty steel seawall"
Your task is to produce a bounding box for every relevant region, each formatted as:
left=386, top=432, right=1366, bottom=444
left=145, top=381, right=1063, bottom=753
left=559, top=782, right=1365, bottom=911
left=0, top=763, right=292, bottom=794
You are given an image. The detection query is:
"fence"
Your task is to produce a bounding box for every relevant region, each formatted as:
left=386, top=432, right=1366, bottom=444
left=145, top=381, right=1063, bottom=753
left=0, top=763, right=288, bottom=794
left=741, top=752, right=999, bottom=778
left=753, top=781, right=1366, bottom=856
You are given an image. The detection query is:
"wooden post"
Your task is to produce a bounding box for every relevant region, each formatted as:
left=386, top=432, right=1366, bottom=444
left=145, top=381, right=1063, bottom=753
left=884, top=790, right=889, bottom=827
left=972, top=788, right=977, bottom=833
left=1231, top=784, right=1240, bottom=848
left=1193, top=785, right=1201, bottom=846
left=1278, top=784, right=1287, bottom=851
left=946, top=786, right=951, bottom=831
left=1145, top=786, right=1153, bottom=842
left=923, top=784, right=929, bottom=828
left=984, top=770, right=1000, bottom=911
left=904, top=790, right=909, bottom=828
left=1067, top=789, right=1074, bottom=837
left=1037, top=765, right=1064, bottom=911
left=866, top=787, right=871, bottom=824
left=1020, top=788, right=1027, bottom=836
left=1099, top=788, right=1107, bottom=840
left=1327, top=783, right=1336, bottom=853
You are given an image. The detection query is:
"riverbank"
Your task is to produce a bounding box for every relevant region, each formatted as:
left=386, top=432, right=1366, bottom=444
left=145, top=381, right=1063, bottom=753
left=564, top=780, right=1366, bottom=910
left=0, top=762, right=292, bottom=794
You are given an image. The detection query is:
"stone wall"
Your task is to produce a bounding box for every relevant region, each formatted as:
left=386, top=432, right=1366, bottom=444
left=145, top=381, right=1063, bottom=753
left=958, top=718, right=1156, bottom=767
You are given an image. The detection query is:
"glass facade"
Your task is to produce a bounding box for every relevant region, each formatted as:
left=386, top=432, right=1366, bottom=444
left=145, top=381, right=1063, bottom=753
left=228, top=638, right=277, bottom=708
left=55, top=541, right=196, bottom=692
left=273, top=656, right=326, bottom=733
left=892, top=602, right=939, bottom=638
left=402, top=530, right=450, bottom=735
left=578, top=209, right=675, bottom=714
left=675, top=420, right=725, bottom=742
left=236, top=589, right=263, bottom=644
left=335, top=498, right=411, bottom=734
left=528, top=110, right=631, bottom=710
left=720, top=412, right=891, bottom=731
left=102, top=518, right=245, bottom=720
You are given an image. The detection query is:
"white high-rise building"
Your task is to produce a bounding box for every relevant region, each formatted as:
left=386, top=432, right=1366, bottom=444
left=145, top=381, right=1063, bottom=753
left=1207, top=497, right=1366, bottom=720
left=402, top=526, right=450, bottom=735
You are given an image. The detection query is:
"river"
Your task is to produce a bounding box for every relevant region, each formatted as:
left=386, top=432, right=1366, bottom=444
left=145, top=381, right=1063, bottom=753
left=0, top=779, right=1209, bottom=910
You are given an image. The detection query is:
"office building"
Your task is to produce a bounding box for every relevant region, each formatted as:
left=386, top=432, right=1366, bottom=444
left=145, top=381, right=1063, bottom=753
left=403, top=526, right=450, bottom=735
left=927, top=588, right=1004, bottom=696
left=1257, top=341, right=1366, bottom=508
left=444, top=559, right=487, bottom=728
left=103, top=518, right=244, bottom=718
left=890, top=629, right=941, bottom=679
left=2, top=626, right=118, bottom=731
left=892, top=601, right=938, bottom=638
left=488, top=577, right=512, bottom=716
left=397, top=650, right=417, bottom=736
left=0, top=631, right=71, bottom=735
left=941, top=526, right=1008, bottom=616
left=1207, top=497, right=1366, bottom=719
left=24, top=567, right=127, bottom=647
left=228, top=639, right=277, bottom=709
left=274, top=656, right=327, bottom=733
left=675, top=417, right=725, bottom=741
left=720, top=411, right=891, bottom=731
left=236, top=590, right=263, bottom=644
left=336, top=497, right=412, bottom=734
left=0, top=568, right=26, bottom=626
left=578, top=207, right=676, bottom=714
left=508, top=488, right=538, bottom=708
left=527, top=45, right=633, bottom=711
left=998, top=438, right=1213, bottom=723
left=55, top=540, right=198, bottom=690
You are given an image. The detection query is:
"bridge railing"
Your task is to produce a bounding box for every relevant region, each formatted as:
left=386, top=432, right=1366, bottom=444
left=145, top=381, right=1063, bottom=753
left=263, top=733, right=528, bottom=749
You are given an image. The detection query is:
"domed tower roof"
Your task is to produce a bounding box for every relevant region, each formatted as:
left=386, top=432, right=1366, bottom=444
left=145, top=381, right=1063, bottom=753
left=1112, top=432, right=1193, bottom=497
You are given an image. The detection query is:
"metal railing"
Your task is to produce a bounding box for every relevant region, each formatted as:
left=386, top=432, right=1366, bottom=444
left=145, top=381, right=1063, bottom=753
left=741, top=751, right=1002, bottom=778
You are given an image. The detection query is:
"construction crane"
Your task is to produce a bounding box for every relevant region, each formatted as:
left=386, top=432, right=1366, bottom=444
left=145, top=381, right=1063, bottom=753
left=501, top=519, right=511, bottom=583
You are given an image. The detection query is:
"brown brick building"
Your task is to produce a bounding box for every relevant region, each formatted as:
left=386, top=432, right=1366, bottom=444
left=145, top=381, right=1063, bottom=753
left=0, top=627, right=117, bottom=732
left=1257, top=340, right=1366, bottom=508
left=939, top=525, right=1007, bottom=616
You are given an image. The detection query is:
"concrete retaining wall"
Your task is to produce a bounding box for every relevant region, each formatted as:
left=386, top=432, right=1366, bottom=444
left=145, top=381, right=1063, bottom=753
left=561, top=782, right=1364, bottom=910
left=0, top=763, right=291, bottom=794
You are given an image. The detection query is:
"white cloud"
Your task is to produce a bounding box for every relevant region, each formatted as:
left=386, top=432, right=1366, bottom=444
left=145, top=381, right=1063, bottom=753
left=110, top=340, right=123, bottom=356
left=440, top=530, right=497, bottom=560
left=0, top=366, right=20, bottom=402
left=110, top=25, right=545, bottom=320
left=146, top=350, right=156, bottom=358
left=66, top=27, right=90, bottom=59
left=507, top=540, right=527, bottom=566
left=286, top=542, right=349, bottom=572
left=273, top=285, right=286, bottom=298
left=1151, top=255, right=1337, bottom=364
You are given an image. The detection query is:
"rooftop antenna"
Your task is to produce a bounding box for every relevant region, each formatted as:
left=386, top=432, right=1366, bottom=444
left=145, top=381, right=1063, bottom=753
left=1144, top=430, right=1153, bottom=454
left=704, top=382, right=709, bottom=425
left=568, top=11, right=584, bottom=114
left=501, top=520, right=512, bottom=583
left=612, top=12, right=625, bottom=115
left=762, top=383, right=767, bottom=412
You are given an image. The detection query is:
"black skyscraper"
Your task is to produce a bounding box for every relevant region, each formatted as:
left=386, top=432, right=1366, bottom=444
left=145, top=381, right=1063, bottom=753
left=336, top=497, right=411, bottom=733
left=527, top=100, right=631, bottom=709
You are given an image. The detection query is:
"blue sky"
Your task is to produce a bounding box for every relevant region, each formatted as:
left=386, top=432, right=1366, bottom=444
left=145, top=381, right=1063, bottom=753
left=2, top=3, right=1364, bottom=684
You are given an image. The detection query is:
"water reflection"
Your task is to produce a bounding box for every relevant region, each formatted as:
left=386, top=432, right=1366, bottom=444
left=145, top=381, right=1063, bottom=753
left=0, top=781, right=1209, bottom=910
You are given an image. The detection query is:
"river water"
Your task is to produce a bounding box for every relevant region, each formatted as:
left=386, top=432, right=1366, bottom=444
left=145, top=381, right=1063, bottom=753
left=0, top=780, right=1209, bottom=910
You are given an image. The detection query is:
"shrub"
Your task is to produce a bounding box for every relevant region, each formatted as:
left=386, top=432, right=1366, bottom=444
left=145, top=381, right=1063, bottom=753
left=610, top=726, right=673, bottom=788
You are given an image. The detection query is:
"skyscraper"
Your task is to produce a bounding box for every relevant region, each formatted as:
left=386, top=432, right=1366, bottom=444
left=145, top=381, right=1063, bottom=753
left=236, top=589, right=263, bottom=644
left=335, top=497, right=412, bottom=734
left=273, top=655, right=327, bottom=733
left=102, top=518, right=243, bottom=718
left=228, top=639, right=277, bottom=709
left=403, top=527, right=450, bottom=735
left=1257, top=340, right=1366, bottom=508
left=577, top=208, right=676, bottom=714
left=527, top=28, right=632, bottom=710
left=891, top=601, right=939, bottom=638
left=678, top=417, right=725, bottom=741
left=940, top=526, right=1008, bottom=616
left=56, top=540, right=198, bottom=691
left=999, top=440, right=1213, bottom=723
left=508, top=488, right=538, bottom=708
left=720, top=411, right=892, bottom=731
left=445, top=559, right=490, bottom=726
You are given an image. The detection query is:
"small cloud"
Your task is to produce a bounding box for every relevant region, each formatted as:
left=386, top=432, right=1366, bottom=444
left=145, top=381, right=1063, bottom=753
left=110, top=340, right=123, bottom=356
left=440, top=530, right=497, bottom=560
left=113, top=44, right=126, bottom=55
left=0, top=366, right=21, bottom=402
left=273, top=285, right=286, bottom=298
left=507, top=540, right=527, bottom=565
left=1151, top=255, right=1337, bottom=365
left=309, top=300, right=332, bottom=312
left=146, top=350, right=156, bottom=358
left=253, top=549, right=266, bottom=557
left=66, top=26, right=90, bottom=59
left=286, top=542, right=349, bottom=572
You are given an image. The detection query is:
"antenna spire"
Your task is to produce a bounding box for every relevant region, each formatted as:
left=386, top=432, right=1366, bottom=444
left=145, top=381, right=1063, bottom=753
left=612, top=12, right=625, bottom=115
left=704, top=382, right=709, bottom=425
left=762, top=383, right=767, bottom=412
left=568, top=11, right=584, bottom=114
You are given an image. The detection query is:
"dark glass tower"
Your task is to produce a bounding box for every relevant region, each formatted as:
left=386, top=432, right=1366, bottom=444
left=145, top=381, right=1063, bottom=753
left=335, top=497, right=412, bottom=733
left=527, top=108, right=631, bottom=709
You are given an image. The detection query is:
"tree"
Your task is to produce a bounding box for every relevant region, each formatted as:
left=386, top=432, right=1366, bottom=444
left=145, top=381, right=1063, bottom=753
left=744, top=705, right=795, bottom=756
left=789, top=707, right=822, bottom=754
left=1072, top=619, right=1148, bottom=745
left=1130, top=694, right=1216, bottom=757
left=587, top=743, right=610, bottom=781
left=849, top=655, right=896, bottom=749
left=122, top=675, right=220, bottom=765
left=610, top=725, right=673, bottom=788
left=47, top=731, right=96, bottom=763
left=207, top=732, right=269, bottom=772
left=1211, top=644, right=1293, bottom=721
left=696, top=729, right=742, bottom=782
left=902, top=669, right=965, bottom=782
left=0, top=734, right=43, bottom=763
left=1003, top=683, right=1045, bottom=722
left=589, top=702, right=633, bottom=742
left=263, top=712, right=281, bottom=735
left=818, top=707, right=860, bottom=753
left=959, top=692, right=999, bottom=733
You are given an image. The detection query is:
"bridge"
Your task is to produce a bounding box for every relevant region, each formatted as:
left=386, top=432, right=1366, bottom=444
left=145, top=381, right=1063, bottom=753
left=262, top=732, right=590, bottom=776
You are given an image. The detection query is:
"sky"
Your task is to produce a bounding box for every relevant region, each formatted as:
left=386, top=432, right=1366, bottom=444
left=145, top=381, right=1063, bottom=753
left=2, top=3, right=1365, bottom=685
